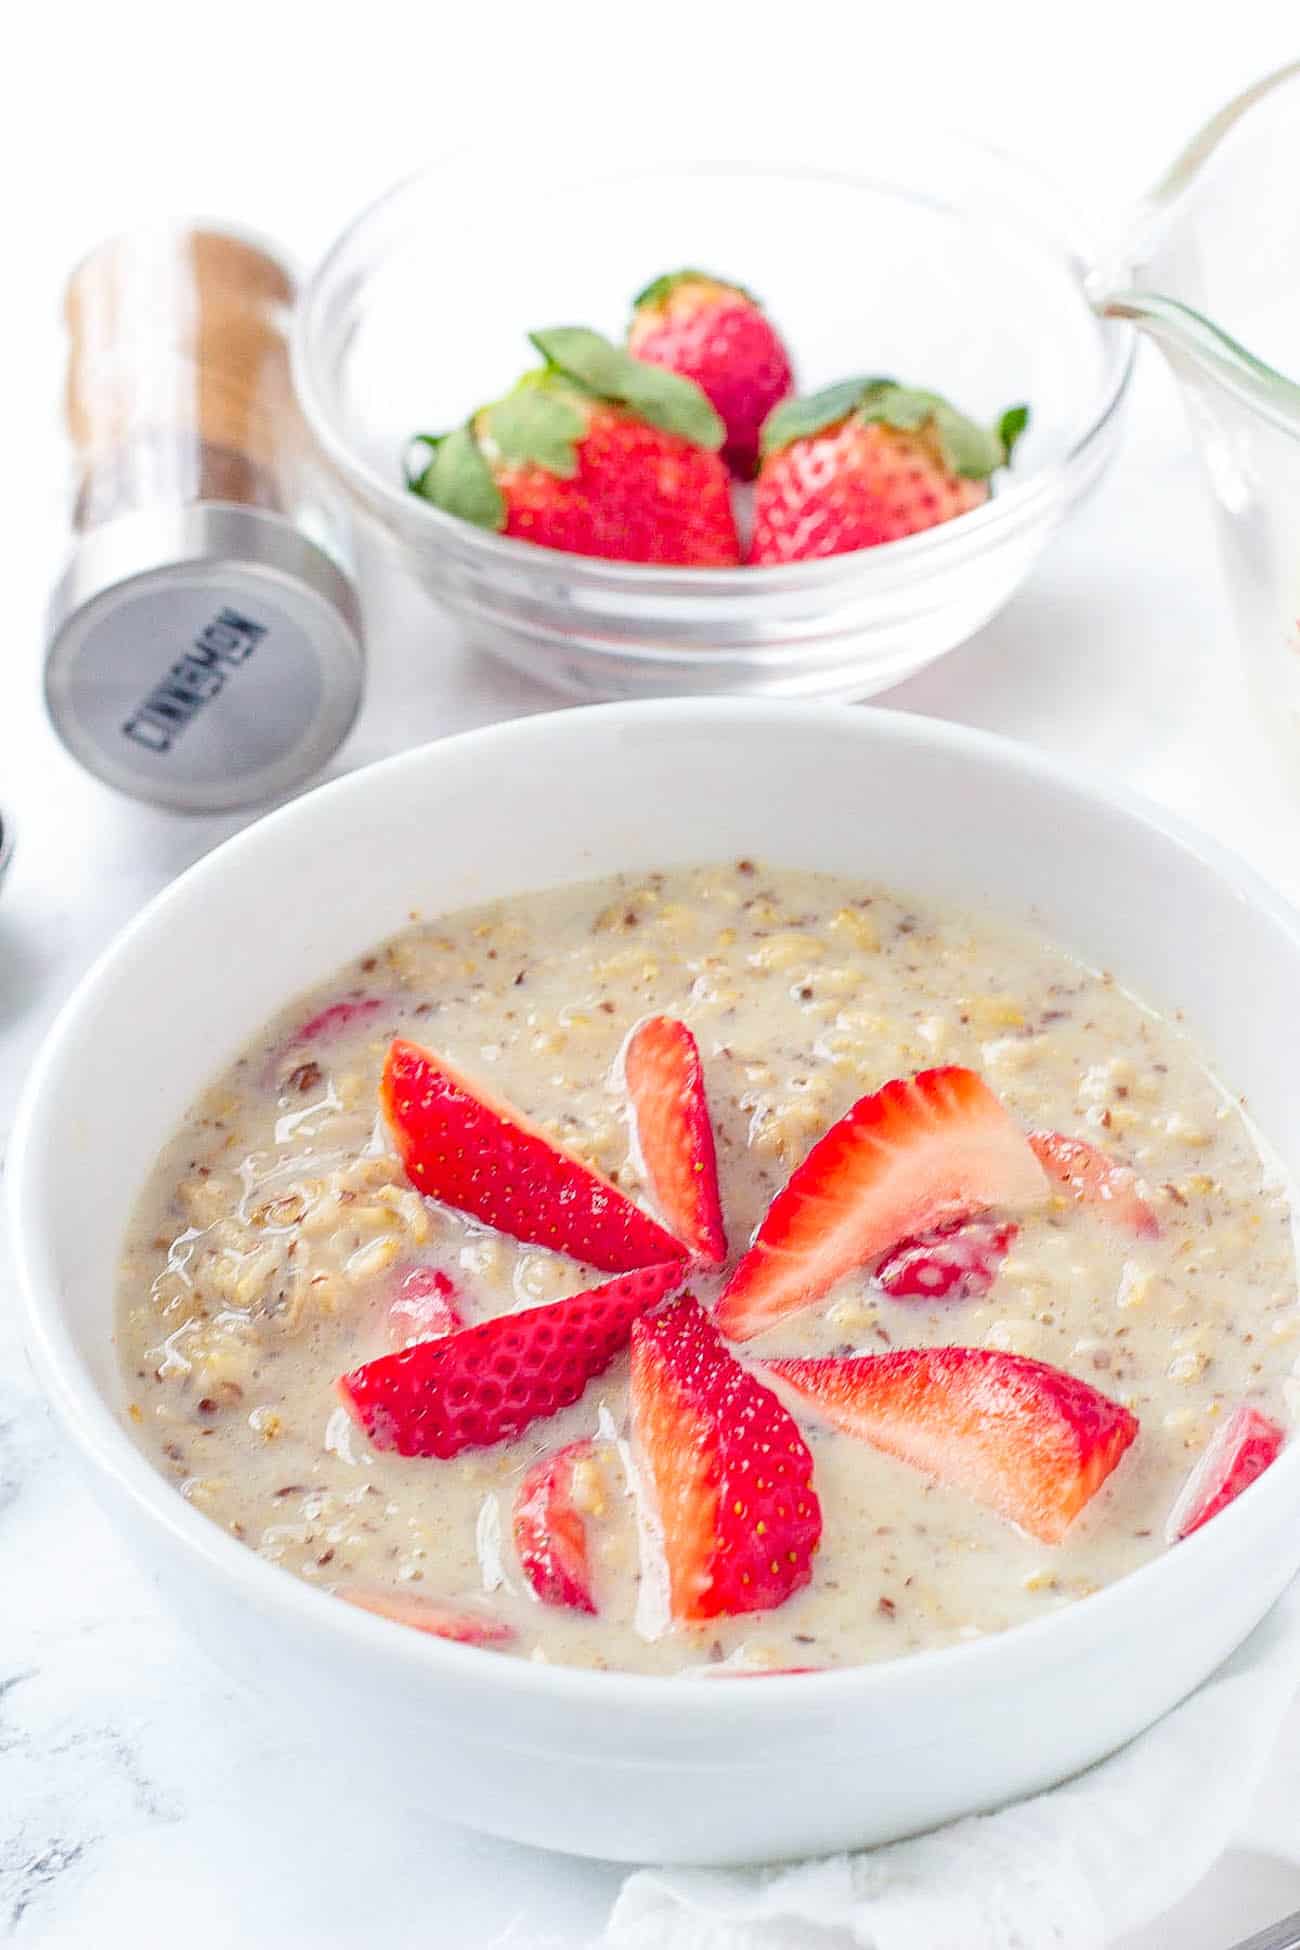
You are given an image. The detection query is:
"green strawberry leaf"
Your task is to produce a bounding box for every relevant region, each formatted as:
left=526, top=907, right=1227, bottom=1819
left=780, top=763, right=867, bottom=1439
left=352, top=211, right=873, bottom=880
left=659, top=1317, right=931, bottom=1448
left=759, top=377, right=892, bottom=457
left=483, top=384, right=585, bottom=477
left=530, top=327, right=644, bottom=397
left=529, top=326, right=725, bottom=450
left=858, top=383, right=933, bottom=431
left=407, top=423, right=505, bottom=530
left=998, top=404, right=1030, bottom=463
left=405, top=432, right=444, bottom=491
left=760, top=377, right=1029, bottom=477
left=928, top=403, right=1005, bottom=479
left=632, top=268, right=758, bottom=311
left=858, top=383, right=1008, bottom=480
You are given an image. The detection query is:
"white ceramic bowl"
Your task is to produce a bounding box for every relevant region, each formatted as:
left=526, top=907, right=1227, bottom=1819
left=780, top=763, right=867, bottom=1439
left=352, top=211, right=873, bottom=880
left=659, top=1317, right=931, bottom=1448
left=12, top=701, right=1300, bottom=1867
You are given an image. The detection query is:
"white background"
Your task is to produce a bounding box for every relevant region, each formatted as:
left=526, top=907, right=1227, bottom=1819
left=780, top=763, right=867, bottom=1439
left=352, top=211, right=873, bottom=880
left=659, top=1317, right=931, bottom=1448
left=4, top=2, right=1300, bottom=1943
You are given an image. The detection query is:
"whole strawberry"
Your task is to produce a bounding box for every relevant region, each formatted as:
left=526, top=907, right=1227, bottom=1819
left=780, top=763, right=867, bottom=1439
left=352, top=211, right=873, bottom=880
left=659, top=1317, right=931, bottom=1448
left=750, top=377, right=1028, bottom=564
left=409, top=327, right=740, bottom=566
left=628, top=270, right=793, bottom=478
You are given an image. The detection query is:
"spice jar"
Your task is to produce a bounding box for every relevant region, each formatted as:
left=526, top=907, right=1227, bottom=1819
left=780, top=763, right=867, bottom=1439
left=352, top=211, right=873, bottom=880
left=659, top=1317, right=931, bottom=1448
left=45, top=225, right=364, bottom=811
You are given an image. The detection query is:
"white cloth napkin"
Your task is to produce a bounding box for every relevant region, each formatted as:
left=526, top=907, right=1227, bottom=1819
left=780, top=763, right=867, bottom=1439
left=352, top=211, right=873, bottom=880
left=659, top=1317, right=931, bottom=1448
left=605, top=1586, right=1300, bottom=1950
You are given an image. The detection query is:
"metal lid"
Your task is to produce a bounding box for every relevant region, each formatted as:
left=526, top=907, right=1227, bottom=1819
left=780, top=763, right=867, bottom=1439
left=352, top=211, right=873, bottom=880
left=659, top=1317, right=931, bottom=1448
left=45, top=503, right=364, bottom=813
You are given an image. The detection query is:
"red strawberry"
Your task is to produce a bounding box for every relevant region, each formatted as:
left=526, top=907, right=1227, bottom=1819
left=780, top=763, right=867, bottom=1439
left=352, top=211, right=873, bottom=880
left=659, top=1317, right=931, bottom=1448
left=1029, top=1131, right=1160, bottom=1238
left=409, top=326, right=739, bottom=566
left=1166, top=1404, right=1284, bottom=1542
left=337, top=1587, right=514, bottom=1645
left=875, top=1217, right=1019, bottom=1303
left=627, top=270, right=793, bottom=478
left=290, top=995, right=383, bottom=1046
left=337, top=1262, right=684, bottom=1459
left=749, top=378, right=1027, bottom=564
left=513, top=1438, right=600, bottom=1613
left=387, top=1265, right=464, bottom=1347
left=715, top=1067, right=1046, bottom=1344
left=630, top=1294, right=821, bottom=1622
left=623, top=1016, right=726, bottom=1264
left=381, top=1037, right=685, bottom=1273
left=766, top=1347, right=1137, bottom=1544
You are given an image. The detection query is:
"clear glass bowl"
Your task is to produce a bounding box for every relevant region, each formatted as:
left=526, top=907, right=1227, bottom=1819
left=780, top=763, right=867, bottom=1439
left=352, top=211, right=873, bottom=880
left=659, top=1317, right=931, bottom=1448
left=294, top=132, right=1133, bottom=700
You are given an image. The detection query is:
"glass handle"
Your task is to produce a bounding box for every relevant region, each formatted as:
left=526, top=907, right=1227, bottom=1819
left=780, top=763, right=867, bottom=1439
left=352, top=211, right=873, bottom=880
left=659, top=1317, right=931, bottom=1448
left=1087, top=59, right=1300, bottom=308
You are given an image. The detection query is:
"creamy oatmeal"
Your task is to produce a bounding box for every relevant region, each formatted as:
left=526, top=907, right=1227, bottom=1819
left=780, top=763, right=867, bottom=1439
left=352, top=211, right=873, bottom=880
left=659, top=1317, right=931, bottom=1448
left=115, top=863, right=1298, bottom=1674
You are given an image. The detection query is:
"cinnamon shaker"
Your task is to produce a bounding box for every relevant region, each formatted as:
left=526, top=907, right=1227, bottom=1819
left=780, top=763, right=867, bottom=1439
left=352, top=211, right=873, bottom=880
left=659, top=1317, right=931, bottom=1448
left=45, top=225, right=364, bottom=811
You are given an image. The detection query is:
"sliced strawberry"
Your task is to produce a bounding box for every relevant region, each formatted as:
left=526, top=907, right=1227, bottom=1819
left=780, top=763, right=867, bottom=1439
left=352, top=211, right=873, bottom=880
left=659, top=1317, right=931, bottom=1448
left=630, top=1294, right=821, bottom=1622
left=875, top=1218, right=1018, bottom=1303
left=336, top=1586, right=514, bottom=1645
left=765, top=1347, right=1138, bottom=1544
left=291, top=995, right=383, bottom=1046
left=513, top=1438, right=599, bottom=1613
left=623, top=1016, right=726, bottom=1264
left=715, top=1067, right=1046, bottom=1343
left=382, top=1037, right=686, bottom=1273
left=387, top=1265, right=464, bottom=1347
left=337, top=1262, right=684, bottom=1459
left=1029, top=1131, right=1159, bottom=1237
left=1166, top=1404, right=1284, bottom=1542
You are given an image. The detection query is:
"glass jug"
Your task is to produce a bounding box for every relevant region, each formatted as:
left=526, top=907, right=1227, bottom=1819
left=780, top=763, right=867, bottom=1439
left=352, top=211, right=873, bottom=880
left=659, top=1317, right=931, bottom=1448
left=1090, top=62, right=1300, bottom=780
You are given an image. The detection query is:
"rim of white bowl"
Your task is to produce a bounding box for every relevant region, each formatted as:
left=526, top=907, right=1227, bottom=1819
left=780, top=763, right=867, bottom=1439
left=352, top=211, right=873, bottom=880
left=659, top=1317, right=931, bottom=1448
left=11, top=699, right=1300, bottom=1718
left=292, top=145, right=1136, bottom=617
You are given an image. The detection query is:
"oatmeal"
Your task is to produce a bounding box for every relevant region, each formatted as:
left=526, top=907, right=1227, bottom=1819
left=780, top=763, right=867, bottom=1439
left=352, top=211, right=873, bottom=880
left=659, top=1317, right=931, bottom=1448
left=115, top=864, right=1298, bottom=1674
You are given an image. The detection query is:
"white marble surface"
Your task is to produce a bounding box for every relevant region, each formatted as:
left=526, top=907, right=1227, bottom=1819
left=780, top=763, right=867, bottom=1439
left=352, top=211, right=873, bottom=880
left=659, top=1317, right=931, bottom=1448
left=7, top=3, right=1300, bottom=1943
